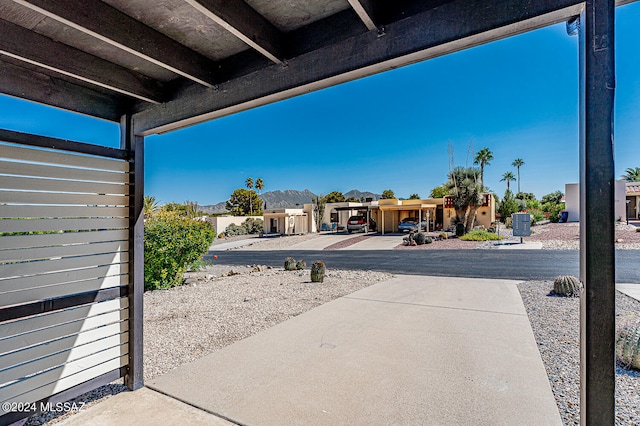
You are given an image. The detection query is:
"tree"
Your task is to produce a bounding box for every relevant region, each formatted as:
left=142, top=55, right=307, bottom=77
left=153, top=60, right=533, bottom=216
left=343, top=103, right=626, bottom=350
left=429, top=184, right=449, bottom=198
left=512, top=158, right=525, bottom=193
left=498, top=189, right=519, bottom=223
left=473, top=147, right=494, bottom=186
left=324, top=191, right=345, bottom=203
left=226, top=188, right=262, bottom=216
left=409, top=193, right=420, bottom=200
left=143, top=195, right=159, bottom=218
left=515, top=192, right=536, bottom=201
left=541, top=190, right=563, bottom=205
left=500, top=171, right=516, bottom=191
left=313, top=194, right=326, bottom=232
left=245, top=178, right=254, bottom=215
left=622, top=167, right=640, bottom=182
left=345, top=197, right=360, bottom=202
left=381, top=189, right=396, bottom=199
left=255, top=178, right=264, bottom=194
left=445, top=167, right=483, bottom=233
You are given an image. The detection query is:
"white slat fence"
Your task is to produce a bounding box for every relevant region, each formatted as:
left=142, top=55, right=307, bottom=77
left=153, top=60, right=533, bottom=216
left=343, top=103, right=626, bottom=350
left=0, top=133, right=135, bottom=424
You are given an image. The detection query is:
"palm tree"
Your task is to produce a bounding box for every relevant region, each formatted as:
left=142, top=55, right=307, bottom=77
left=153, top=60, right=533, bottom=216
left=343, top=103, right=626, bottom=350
left=245, top=178, right=254, bottom=215
left=473, top=147, right=494, bottom=187
left=512, top=158, right=525, bottom=193
left=143, top=196, right=159, bottom=218
left=255, top=178, right=264, bottom=194
left=500, top=171, right=516, bottom=191
left=622, top=167, right=640, bottom=182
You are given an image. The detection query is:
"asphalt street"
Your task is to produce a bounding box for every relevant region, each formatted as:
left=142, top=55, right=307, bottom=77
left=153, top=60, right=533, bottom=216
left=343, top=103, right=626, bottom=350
left=204, top=249, right=640, bottom=283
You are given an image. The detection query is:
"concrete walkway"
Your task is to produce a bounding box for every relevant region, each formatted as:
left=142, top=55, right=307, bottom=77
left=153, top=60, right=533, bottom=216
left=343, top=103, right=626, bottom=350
left=342, top=234, right=404, bottom=250
left=142, top=275, right=560, bottom=425
left=617, top=283, right=640, bottom=302
left=60, top=275, right=563, bottom=425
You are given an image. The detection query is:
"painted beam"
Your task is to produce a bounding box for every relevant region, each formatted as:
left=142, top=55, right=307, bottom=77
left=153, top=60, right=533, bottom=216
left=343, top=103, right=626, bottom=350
left=184, top=0, right=284, bottom=64
left=0, top=58, right=123, bottom=121
left=578, top=2, right=616, bottom=424
left=133, top=0, right=588, bottom=135
left=0, top=19, right=163, bottom=104
left=121, top=115, right=145, bottom=391
left=11, top=0, right=217, bottom=87
left=347, top=0, right=377, bottom=30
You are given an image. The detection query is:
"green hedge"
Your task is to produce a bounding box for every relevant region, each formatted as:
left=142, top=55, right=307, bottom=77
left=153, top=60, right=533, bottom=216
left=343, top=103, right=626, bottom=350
left=144, top=212, right=215, bottom=290
left=460, top=229, right=502, bottom=241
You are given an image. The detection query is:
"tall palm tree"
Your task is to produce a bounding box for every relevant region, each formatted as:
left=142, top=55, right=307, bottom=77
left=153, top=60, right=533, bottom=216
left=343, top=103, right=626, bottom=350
left=245, top=177, right=254, bottom=215
left=500, top=171, right=516, bottom=191
left=512, top=158, right=525, bottom=193
left=473, top=147, right=494, bottom=187
left=622, top=167, right=640, bottom=182
left=255, top=178, right=264, bottom=212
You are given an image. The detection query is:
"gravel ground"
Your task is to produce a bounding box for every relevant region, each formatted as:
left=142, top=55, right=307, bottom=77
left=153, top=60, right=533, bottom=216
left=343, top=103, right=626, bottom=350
left=233, top=233, right=323, bottom=251
left=518, top=281, right=640, bottom=425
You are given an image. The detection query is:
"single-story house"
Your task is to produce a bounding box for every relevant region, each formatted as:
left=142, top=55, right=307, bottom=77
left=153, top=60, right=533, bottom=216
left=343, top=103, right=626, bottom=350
left=198, top=215, right=263, bottom=234
left=565, top=181, right=628, bottom=222
left=263, top=209, right=308, bottom=235
left=443, top=193, right=495, bottom=230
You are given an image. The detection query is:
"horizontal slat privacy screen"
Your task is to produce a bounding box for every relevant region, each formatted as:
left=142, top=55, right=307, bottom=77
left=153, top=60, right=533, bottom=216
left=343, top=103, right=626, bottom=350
left=0, top=138, right=131, bottom=419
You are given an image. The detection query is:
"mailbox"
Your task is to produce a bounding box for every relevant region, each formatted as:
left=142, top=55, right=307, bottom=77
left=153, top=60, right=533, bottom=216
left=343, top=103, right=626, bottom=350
left=512, top=213, right=531, bottom=237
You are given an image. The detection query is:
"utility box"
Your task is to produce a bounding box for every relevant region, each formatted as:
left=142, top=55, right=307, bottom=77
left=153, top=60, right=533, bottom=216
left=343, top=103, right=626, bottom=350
left=512, top=213, right=531, bottom=237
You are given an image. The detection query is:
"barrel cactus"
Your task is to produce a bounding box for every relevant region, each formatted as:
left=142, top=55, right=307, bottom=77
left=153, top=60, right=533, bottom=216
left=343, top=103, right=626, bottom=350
left=284, top=257, right=297, bottom=271
left=616, top=319, right=640, bottom=370
left=296, top=260, right=307, bottom=270
left=413, top=232, right=426, bottom=245
left=553, top=275, right=582, bottom=297
left=310, top=260, right=326, bottom=283
left=425, top=236, right=433, bottom=244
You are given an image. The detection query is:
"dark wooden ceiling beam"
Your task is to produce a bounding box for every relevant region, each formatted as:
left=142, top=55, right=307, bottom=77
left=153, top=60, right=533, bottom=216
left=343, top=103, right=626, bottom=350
left=184, top=0, right=284, bottom=64
left=0, top=19, right=164, bottom=104
left=133, top=0, right=587, bottom=135
left=347, top=0, right=377, bottom=30
left=11, top=0, right=217, bottom=87
left=0, top=59, right=123, bottom=122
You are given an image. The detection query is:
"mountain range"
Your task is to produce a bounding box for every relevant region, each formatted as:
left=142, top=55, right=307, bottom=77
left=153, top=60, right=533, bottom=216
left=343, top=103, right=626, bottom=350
left=199, top=189, right=381, bottom=214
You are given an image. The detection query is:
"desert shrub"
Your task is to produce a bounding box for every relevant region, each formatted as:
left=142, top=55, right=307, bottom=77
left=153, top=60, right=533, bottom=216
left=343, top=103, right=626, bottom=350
left=284, top=257, right=297, bottom=271
left=311, top=260, right=326, bottom=282
left=528, top=209, right=547, bottom=225
left=296, top=260, right=307, bottom=270
left=498, top=190, right=519, bottom=223
left=144, top=212, right=215, bottom=290
left=455, top=223, right=465, bottom=237
left=616, top=319, right=640, bottom=370
left=636, top=228, right=640, bottom=233
left=543, top=202, right=565, bottom=223
left=460, top=229, right=502, bottom=241
left=225, top=223, right=247, bottom=236
left=439, top=231, right=448, bottom=240
left=552, top=275, right=582, bottom=297
left=243, top=217, right=264, bottom=234
left=425, top=236, right=433, bottom=244
left=413, top=232, right=426, bottom=245
left=505, top=217, right=513, bottom=229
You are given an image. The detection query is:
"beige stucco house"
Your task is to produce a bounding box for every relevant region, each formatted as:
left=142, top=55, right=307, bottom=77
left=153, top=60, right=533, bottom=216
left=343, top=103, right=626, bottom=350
left=262, top=209, right=308, bottom=235
left=627, top=182, right=640, bottom=219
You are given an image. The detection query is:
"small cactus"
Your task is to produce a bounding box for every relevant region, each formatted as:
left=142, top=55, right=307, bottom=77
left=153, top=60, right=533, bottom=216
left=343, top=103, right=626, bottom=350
left=616, top=319, right=640, bottom=370
left=296, top=260, right=307, bottom=270
left=425, top=236, right=433, bottom=244
left=284, top=257, right=297, bottom=271
left=553, top=275, right=582, bottom=297
left=310, top=260, right=326, bottom=283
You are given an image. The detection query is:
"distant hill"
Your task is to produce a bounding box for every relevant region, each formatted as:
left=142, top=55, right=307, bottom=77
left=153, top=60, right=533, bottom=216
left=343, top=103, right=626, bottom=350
left=199, top=189, right=380, bottom=214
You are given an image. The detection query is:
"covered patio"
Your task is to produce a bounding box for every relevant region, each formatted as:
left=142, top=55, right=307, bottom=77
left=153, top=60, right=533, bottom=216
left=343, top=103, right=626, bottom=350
left=0, top=1, right=629, bottom=424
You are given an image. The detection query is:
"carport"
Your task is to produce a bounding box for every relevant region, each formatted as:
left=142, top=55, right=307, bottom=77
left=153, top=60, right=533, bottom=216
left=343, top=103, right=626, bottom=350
left=377, top=200, right=440, bottom=234
left=0, top=1, right=626, bottom=424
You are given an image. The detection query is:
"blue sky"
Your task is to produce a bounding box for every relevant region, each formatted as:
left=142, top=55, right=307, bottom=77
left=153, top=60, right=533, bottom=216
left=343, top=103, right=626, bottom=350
left=1, top=3, right=638, bottom=205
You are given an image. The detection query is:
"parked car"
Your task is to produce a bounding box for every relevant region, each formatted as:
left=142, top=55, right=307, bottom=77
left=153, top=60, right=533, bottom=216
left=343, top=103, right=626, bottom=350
left=347, top=215, right=376, bottom=233
left=398, top=217, right=426, bottom=233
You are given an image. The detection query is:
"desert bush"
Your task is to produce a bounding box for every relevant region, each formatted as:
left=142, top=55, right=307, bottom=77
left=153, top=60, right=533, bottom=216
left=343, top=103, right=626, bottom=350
left=425, top=236, right=433, bottom=244
left=616, top=319, right=640, bottom=370
left=439, top=231, right=448, bottom=240
left=460, top=229, right=502, bottom=241
left=413, top=232, right=427, bottom=245
left=243, top=217, right=264, bottom=234
left=528, top=208, right=547, bottom=225
left=311, top=260, right=326, bottom=282
left=552, top=275, right=582, bottom=297
left=636, top=227, right=640, bottom=233
left=284, top=257, right=297, bottom=271
left=225, top=223, right=247, bottom=236
left=296, top=260, right=307, bottom=270
left=144, top=212, right=215, bottom=290
left=455, top=223, right=465, bottom=237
